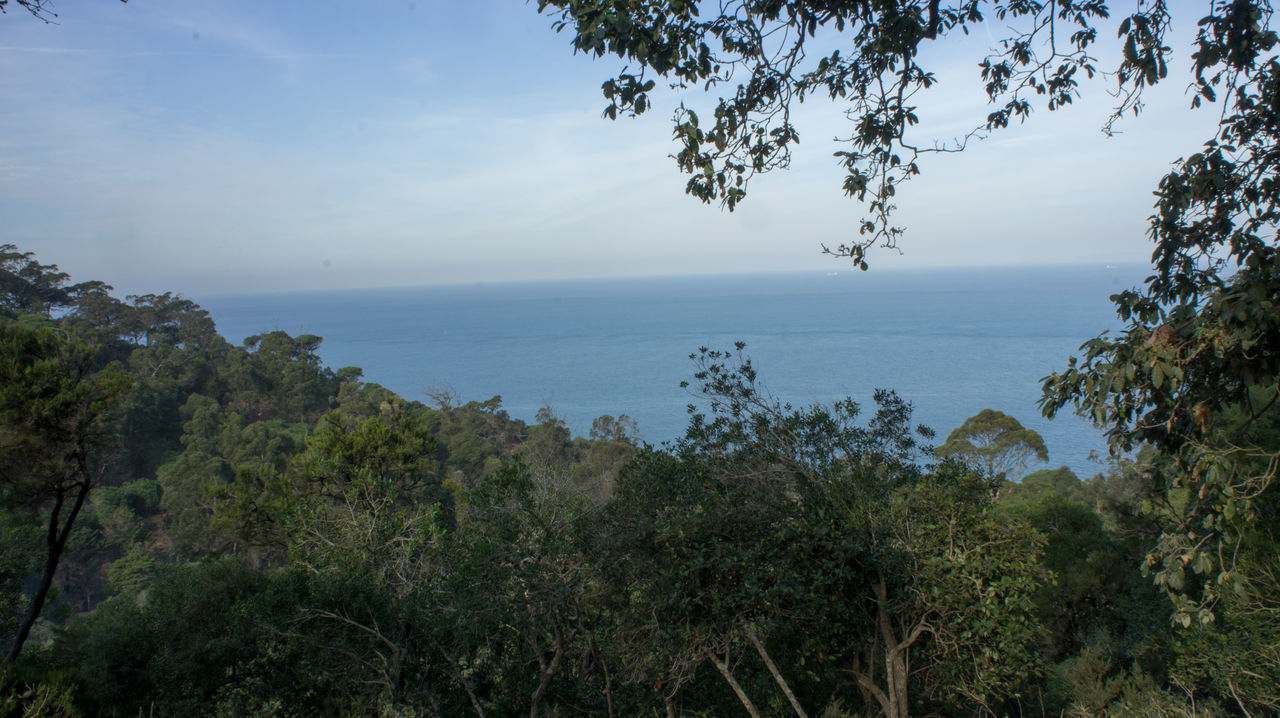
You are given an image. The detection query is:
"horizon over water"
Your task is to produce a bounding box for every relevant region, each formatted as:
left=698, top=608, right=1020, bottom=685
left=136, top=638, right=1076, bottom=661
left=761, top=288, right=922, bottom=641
left=198, top=263, right=1151, bottom=480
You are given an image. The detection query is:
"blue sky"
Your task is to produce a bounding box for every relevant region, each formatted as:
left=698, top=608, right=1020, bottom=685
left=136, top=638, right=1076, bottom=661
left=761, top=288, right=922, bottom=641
left=1, top=0, right=1220, bottom=295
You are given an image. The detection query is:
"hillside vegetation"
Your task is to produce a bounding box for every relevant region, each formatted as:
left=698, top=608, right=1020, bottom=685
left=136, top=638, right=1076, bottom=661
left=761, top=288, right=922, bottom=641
left=1, top=245, right=1276, bottom=716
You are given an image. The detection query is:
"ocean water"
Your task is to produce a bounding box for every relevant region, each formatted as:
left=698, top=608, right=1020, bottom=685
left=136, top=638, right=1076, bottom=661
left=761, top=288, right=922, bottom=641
left=197, top=264, right=1150, bottom=479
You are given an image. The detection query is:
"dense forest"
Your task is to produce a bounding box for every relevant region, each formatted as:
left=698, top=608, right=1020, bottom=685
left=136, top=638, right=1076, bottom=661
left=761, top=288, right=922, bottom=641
left=0, top=244, right=1275, bottom=717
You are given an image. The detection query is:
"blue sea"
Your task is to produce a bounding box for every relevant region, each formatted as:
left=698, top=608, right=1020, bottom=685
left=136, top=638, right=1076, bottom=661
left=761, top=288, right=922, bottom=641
left=197, top=264, right=1149, bottom=479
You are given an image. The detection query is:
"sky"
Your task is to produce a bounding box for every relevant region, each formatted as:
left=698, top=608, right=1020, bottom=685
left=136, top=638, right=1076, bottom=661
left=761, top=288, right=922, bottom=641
left=0, top=0, right=1222, bottom=296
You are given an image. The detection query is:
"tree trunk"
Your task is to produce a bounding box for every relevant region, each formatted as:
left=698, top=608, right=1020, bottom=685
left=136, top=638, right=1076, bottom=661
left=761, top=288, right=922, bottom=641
left=441, top=648, right=486, bottom=718
left=529, top=635, right=565, bottom=718
left=4, top=473, right=90, bottom=671
left=743, top=624, right=808, bottom=718
left=850, top=576, right=928, bottom=718
left=874, top=578, right=917, bottom=718
left=706, top=647, right=764, bottom=718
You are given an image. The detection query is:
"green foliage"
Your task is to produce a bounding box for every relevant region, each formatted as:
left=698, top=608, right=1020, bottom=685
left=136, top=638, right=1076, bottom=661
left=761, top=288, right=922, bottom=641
left=297, top=406, right=441, bottom=500
left=104, top=548, right=154, bottom=596
left=0, top=244, right=76, bottom=318
left=536, top=0, right=1280, bottom=652
left=443, top=464, right=607, bottom=717
left=600, top=447, right=796, bottom=704
left=91, top=479, right=160, bottom=547
left=105, top=293, right=228, bottom=480
left=0, top=676, right=82, bottom=718
left=599, top=346, right=1045, bottom=716
left=1002, top=466, right=1167, bottom=674
left=333, top=377, right=398, bottom=416
left=0, top=323, right=132, bottom=667
left=159, top=396, right=308, bottom=557
left=233, top=331, right=340, bottom=423
left=287, top=407, right=448, bottom=577
left=428, top=393, right=526, bottom=484
left=1165, top=533, right=1280, bottom=712
left=572, top=414, right=640, bottom=501
left=517, top=404, right=576, bottom=472
left=1051, top=631, right=1226, bottom=718
left=6, top=239, right=1276, bottom=714
left=0, top=510, right=41, bottom=644
left=1035, top=4, right=1280, bottom=627
left=1044, top=284, right=1280, bottom=618
left=1005, top=466, right=1090, bottom=506
left=935, top=408, right=1048, bottom=480
left=274, top=501, right=447, bottom=712
left=536, top=1, right=1192, bottom=263
left=588, top=413, right=640, bottom=443
left=49, top=558, right=276, bottom=717
left=0, top=325, right=130, bottom=502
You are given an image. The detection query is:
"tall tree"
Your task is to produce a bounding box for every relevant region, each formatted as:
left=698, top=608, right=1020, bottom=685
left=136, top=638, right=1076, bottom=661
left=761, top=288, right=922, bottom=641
left=0, top=323, right=130, bottom=669
left=935, top=408, right=1048, bottom=480
left=601, top=345, right=1046, bottom=716
left=0, top=245, right=75, bottom=318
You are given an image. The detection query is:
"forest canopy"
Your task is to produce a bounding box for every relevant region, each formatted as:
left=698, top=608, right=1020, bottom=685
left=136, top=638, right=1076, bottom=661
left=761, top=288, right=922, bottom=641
left=0, top=248, right=1276, bottom=715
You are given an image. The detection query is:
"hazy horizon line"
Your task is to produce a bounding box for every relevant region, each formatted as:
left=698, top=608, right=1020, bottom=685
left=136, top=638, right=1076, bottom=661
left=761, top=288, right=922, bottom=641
left=189, top=261, right=1153, bottom=300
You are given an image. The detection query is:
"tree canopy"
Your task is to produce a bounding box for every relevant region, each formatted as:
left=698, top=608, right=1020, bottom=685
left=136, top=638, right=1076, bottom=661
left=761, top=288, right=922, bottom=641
left=0, top=324, right=131, bottom=668
left=935, top=408, right=1048, bottom=480
left=534, top=0, right=1219, bottom=265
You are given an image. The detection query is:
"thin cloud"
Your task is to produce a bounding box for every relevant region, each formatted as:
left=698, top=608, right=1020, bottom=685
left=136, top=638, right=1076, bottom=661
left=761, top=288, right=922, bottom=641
left=0, top=45, right=90, bottom=53
left=150, top=7, right=333, bottom=66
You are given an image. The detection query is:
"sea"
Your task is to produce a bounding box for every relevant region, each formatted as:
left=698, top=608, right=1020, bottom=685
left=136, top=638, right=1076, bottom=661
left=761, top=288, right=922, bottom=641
left=197, top=264, right=1150, bottom=480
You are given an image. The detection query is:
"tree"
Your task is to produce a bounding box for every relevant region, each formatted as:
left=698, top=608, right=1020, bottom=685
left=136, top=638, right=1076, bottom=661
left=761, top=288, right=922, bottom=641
left=517, top=405, right=576, bottom=473
left=573, top=414, right=641, bottom=501
left=1042, top=271, right=1280, bottom=622
left=0, top=245, right=76, bottom=318
left=0, top=323, right=130, bottom=670
left=999, top=467, right=1165, bottom=667
left=600, top=345, right=1047, bottom=716
left=47, top=558, right=266, bottom=715
left=234, top=331, right=340, bottom=423
left=442, top=464, right=610, bottom=718
left=535, top=0, right=1186, bottom=265
left=934, top=408, right=1048, bottom=481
